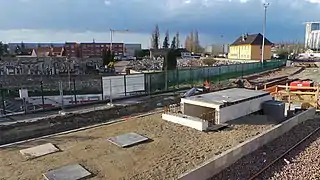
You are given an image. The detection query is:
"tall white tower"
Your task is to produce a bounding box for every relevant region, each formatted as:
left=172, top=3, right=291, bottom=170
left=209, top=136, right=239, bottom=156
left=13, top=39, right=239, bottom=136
left=304, top=22, right=320, bottom=49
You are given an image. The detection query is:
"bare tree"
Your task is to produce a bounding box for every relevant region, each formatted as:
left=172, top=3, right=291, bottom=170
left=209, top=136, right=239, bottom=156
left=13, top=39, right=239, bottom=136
left=185, top=35, right=192, bottom=52
left=190, top=31, right=194, bottom=52
left=194, top=30, right=200, bottom=52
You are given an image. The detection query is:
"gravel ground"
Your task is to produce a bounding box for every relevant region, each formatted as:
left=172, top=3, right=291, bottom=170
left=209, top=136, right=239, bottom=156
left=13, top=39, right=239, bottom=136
left=250, top=67, right=302, bottom=83
left=291, top=68, right=320, bottom=83
left=210, top=117, right=320, bottom=180
left=0, top=113, right=275, bottom=180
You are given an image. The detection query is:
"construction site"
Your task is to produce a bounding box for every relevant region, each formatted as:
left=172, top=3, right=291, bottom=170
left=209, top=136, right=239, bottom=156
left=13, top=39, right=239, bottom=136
left=0, top=62, right=320, bottom=180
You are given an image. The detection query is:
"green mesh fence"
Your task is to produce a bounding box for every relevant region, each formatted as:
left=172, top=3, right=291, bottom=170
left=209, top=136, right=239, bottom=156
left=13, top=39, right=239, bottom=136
left=147, top=59, right=286, bottom=92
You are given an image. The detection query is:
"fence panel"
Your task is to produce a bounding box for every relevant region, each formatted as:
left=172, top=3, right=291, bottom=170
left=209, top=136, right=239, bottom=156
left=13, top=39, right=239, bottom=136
left=0, top=60, right=287, bottom=117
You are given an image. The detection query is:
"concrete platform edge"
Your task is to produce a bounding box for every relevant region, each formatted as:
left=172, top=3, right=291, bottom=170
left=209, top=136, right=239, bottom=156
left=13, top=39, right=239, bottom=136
left=178, top=108, right=316, bottom=180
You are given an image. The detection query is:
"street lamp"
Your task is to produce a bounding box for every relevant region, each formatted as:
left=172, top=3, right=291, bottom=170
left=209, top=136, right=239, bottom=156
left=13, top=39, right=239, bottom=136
left=261, top=2, right=269, bottom=66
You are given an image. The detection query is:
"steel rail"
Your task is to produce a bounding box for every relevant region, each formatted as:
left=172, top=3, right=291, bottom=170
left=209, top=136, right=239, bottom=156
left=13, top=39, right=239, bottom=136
left=249, top=125, right=320, bottom=180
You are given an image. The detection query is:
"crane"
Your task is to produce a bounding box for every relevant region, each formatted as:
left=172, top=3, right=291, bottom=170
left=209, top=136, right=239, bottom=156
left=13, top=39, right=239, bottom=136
left=109, top=29, right=129, bottom=53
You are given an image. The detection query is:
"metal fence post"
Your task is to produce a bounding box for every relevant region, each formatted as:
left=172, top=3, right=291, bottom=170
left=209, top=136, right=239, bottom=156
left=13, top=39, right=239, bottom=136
left=218, top=66, right=221, bottom=84
left=109, top=79, right=113, bottom=105
left=191, top=68, right=194, bottom=87
left=73, top=79, right=77, bottom=104
left=59, top=81, right=64, bottom=110
left=101, top=77, right=104, bottom=101
left=40, top=81, right=45, bottom=109
left=148, top=75, right=151, bottom=96
left=176, top=69, right=179, bottom=89
left=241, top=63, right=244, bottom=78
left=0, top=84, right=5, bottom=115
left=124, top=75, right=127, bottom=96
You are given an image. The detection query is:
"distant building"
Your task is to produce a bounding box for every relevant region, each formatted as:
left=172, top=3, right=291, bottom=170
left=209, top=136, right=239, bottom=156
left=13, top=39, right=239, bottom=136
left=205, top=44, right=227, bottom=55
left=79, top=42, right=124, bottom=57
left=51, top=47, right=65, bottom=57
left=124, top=44, right=142, bottom=56
left=8, top=42, right=64, bottom=54
left=228, top=33, right=272, bottom=60
left=35, top=47, right=52, bottom=57
left=16, top=48, right=37, bottom=57
left=304, top=22, right=320, bottom=49
left=65, top=42, right=79, bottom=57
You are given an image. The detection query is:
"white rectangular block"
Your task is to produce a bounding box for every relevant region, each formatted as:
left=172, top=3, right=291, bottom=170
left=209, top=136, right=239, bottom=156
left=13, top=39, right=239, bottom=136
left=162, top=113, right=208, bottom=131
left=20, top=143, right=60, bottom=159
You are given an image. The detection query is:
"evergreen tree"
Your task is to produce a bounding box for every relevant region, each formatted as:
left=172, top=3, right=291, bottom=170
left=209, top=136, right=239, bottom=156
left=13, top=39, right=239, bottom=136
left=15, top=45, right=21, bottom=55
left=3, top=44, right=8, bottom=55
left=175, top=32, right=180, bottom=49
left=151, top=24, right=160, bottom=49
left=163, top=30, right=170, bottom=49
left=20, top=41, right=25, bottom=50
left=171, top=37, right=176, bottom=49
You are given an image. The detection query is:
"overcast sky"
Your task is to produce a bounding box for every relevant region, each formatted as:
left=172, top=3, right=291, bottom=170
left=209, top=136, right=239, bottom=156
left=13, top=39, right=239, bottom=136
left=0, top=0, right=320, bottom=48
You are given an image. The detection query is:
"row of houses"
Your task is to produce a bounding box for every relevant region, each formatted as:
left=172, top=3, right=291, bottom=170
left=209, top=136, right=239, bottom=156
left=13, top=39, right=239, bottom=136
left=17, top=47, right=65, bottom=57
left=8, top=42, right=141, bottom=58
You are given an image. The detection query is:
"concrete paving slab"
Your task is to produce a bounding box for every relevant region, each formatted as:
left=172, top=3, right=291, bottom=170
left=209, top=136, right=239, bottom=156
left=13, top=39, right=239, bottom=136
left=20, top=143, right=59, bottom=159
left=108, top=132, right=149, bottom=148
left=43, top=164, right=92, bottom=180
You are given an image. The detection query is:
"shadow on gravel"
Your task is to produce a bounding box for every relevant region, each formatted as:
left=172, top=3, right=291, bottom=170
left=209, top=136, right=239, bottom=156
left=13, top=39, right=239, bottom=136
left=228, top=114, right=277, bottom=126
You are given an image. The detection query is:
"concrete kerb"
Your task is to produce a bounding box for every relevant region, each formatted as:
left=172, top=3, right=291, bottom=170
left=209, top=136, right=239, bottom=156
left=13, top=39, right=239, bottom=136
left=178, top=108, right=316, bottom=180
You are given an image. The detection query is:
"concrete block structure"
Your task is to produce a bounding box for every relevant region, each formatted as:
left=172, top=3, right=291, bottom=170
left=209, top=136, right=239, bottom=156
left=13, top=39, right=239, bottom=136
left=163, top=88, right=273, bottom=131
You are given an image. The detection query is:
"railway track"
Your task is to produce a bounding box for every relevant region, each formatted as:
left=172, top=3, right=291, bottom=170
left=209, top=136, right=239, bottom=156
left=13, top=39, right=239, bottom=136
left=248, top=125, right=320, bottom=180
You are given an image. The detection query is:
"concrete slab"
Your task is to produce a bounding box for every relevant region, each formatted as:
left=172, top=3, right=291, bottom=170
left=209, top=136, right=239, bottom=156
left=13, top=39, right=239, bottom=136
left=43, top=164, right=92, bottom=180
left=107, top=132, right=149, bottom=148
left=20, top=143, right=59, bottom=159
left=183, top=88, right=270, bottom=105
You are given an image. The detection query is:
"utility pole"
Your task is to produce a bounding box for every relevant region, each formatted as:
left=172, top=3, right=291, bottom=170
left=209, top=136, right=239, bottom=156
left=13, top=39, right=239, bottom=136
left=261, top=2, right=269, bottom=67
left=221, top=35, right=224, bottom=54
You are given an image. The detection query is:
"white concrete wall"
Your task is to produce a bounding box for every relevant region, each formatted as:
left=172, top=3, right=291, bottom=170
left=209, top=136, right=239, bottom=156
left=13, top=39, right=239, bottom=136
left=178, top=108, right=316, bottom=180
left=162, top=113, right=208, bottom=131
left=218, top=95, right=273, bottom=124
left=26, top=94, right=102, bottom=107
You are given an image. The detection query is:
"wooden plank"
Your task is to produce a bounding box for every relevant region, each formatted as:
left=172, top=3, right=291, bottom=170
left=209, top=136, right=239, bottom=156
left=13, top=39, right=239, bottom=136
left=277, top=85, right=317, bottom=90
left=276, top=91, right=316, bottom=95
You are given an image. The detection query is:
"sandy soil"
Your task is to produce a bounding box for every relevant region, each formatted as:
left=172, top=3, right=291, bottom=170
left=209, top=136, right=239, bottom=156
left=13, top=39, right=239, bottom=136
left=291, top=68, right=320, bottom=83
left=0, top=113, right=275, bottom=180
left=252, top=67, right=302, bottom=82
